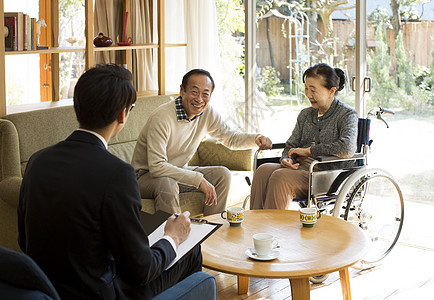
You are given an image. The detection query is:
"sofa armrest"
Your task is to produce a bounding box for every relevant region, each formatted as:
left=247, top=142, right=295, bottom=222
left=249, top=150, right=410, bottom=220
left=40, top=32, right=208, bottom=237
left=191, top=139, right=253, bottom=171
left=152, top=272, right=216, bottom=300
left=0, top=176, right=22, bottom=207
left=0, top=119, right=22, bottom=179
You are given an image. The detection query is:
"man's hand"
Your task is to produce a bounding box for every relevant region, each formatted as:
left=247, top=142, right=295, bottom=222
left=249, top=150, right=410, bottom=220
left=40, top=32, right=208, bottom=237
left=165, top=211, right=191, bottom=247
left=255, top=134, right=272, bottom=150
left=199, top=178, right=217, bottom=206
left=280, top=158, right=299, bottom=170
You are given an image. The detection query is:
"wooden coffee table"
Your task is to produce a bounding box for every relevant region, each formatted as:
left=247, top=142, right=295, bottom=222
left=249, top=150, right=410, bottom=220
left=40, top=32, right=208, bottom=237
left=202, top=209, right=370, bottom=300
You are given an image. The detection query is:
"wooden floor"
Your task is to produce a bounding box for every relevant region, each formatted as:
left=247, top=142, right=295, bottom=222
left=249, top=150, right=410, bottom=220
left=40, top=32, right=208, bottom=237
left=203, top=201, right=434, bottom=300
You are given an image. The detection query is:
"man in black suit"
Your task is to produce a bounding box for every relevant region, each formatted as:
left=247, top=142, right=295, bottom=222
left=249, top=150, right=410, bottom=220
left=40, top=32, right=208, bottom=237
left=18, top=64, right=202, bottom=300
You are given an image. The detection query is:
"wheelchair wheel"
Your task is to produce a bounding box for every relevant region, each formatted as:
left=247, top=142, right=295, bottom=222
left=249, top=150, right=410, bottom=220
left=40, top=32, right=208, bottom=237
left=242, top=195, right=250, bottom=210
left=340, top=168, right=404, bottom=266
left=309, top=274, right=329, bottom=284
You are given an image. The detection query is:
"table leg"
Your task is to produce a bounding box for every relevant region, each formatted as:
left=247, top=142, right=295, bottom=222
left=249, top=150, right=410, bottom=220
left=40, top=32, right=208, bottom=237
left=289, top=277, right=310, bottom=300
left=237, top=276, right=249, bottom=294
left=339, top=268, right=352, bottom=300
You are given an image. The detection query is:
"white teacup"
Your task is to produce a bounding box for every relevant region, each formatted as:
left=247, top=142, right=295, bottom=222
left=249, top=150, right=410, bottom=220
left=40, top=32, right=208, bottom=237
left=252, top=233, right=278, bottom=257
left=300, top=207, right=321, bottom=228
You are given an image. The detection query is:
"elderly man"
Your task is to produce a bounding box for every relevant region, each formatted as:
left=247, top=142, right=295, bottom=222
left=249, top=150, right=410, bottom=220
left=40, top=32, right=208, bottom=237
left=132, top=68, right=272, bottom=216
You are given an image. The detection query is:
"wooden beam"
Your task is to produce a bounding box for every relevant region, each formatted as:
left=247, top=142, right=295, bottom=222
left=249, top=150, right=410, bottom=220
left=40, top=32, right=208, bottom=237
left=40, top=0, right=52, bottom=101
left=355, top=0, right=367, bottom=117
left=85, top=0, right=94, bottom=69
left=158, top=0, right=165, bottom=95
left=244, top=0, right=256, bottom=131
left=51, top=0, right=59, bottom=101
left=123, top=0, right=132, bottom=72
left=0, top=0, right=6, bottom=116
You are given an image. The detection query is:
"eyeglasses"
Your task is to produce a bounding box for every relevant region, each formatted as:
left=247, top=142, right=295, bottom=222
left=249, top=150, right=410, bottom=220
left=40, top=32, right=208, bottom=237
left=128, top=104, right=135, bottom=112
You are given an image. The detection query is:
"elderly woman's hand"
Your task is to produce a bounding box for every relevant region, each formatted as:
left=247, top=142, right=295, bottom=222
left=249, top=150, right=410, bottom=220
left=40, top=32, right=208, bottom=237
left=280, top=158, right=299, bottom=170
left=288, top=147, right=311, bottom=158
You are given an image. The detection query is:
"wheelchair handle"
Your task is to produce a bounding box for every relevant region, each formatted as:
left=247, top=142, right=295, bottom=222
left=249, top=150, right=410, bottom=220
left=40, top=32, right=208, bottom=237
left=245, top=176, right=251, bottom=186
left=377, top=114, right=390, bottom=128
left=367, top=106, right=394, bottom=128
left=380, top=107, right=395, bottom=115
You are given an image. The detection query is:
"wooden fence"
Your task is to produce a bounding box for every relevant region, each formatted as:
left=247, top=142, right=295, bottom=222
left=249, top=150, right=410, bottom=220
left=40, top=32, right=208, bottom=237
left=256, top=16, right=434, bottom=82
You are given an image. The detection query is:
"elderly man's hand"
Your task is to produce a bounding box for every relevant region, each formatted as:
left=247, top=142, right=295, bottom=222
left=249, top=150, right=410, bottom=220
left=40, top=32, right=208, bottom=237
left=255, top=134, right=272, bottom=150
left=199, top=178, right=217, bottom=206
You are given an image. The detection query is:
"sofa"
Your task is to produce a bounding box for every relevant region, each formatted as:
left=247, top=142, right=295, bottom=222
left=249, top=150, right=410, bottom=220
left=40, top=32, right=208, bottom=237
left=0, top=95, right=253, bottom=252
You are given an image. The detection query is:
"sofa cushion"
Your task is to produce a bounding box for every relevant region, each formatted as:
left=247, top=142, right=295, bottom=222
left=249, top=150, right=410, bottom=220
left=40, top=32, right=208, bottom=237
left=2, top=107, right=78, bottom=175
left=108, top=95, right=173, bottom=163
left=194, top=139, right=253, bottom=171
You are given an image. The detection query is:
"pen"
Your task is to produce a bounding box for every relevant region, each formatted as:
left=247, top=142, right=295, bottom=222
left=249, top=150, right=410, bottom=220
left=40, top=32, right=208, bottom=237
left=174, top=214, right=208, bottom=224
left=190, top=218, right=208, bottom=224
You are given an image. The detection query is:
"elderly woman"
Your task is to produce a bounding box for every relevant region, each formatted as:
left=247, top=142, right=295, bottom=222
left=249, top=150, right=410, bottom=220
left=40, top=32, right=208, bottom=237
left=250, top=63, right=358, bottom=210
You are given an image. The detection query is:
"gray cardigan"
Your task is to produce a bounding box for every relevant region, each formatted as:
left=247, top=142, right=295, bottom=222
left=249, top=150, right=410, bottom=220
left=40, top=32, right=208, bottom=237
left=282, top=99, right=358, bottom=164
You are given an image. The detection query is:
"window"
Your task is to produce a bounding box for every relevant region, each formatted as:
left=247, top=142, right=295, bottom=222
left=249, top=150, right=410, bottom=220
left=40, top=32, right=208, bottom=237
left=58, top=0, right=85, bottom=100
left=4, top=0, right=85, bottom=106
left=216, top=0, right=433, bottom=205
left=4, top=1, right=39, bottom=105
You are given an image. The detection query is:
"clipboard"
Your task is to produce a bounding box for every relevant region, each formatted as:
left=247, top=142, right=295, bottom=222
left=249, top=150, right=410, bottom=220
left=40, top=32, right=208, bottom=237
left=140, top=210, right=222, bottom=269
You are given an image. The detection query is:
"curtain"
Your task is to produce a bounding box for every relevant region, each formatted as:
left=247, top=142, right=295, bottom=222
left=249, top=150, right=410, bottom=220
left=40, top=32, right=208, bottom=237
left=184, top=0, right=220, bottom=75
left=131, top=0, right=156, bottom=91
left=164, top=0, right=221, bottom=93
left=94, top=0, right=123, bottom=64
left=164, top=0, right=186, bottom=93
left=184, top=0, right=223, bottom=112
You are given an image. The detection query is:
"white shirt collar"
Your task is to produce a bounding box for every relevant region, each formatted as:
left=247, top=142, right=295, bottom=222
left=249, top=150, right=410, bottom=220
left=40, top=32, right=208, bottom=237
left=77, top=128, right=108, bottom=149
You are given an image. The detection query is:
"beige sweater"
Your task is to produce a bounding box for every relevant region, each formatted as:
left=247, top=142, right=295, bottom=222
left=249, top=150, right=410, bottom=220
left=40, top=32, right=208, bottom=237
left=131, top=100, right=258, bottom=188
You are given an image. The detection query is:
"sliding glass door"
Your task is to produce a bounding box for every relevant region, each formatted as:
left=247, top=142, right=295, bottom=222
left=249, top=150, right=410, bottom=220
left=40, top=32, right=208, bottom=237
left=216, top=0, right=433, bottom=205
left=252, top=0, right=357, bottom=142
left=365, top=1, right=434, bottom=205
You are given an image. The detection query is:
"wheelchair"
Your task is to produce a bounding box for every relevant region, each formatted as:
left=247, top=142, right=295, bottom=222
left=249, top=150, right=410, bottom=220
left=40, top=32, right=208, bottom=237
left=243, top=107, right=404, bottom=278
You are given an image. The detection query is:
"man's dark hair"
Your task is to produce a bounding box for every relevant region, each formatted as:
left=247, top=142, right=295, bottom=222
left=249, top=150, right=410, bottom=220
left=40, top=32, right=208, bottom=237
left=73, top=64, right=137, bottom=130
left=181, top=69, right=215, bottom=92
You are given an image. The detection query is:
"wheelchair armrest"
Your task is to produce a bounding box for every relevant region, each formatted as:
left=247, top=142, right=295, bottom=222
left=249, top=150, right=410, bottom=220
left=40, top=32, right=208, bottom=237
left=310, top=153, right=365, bottom=173
left=316, top=155, right=340, bottom=162
left=253, top=143, right=286, bottom=170
left=316, top=153, right=364, bottom=162
left=271, top=143, right=286, bottom=150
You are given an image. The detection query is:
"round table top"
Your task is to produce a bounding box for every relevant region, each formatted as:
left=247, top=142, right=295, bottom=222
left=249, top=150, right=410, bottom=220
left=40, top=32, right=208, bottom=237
left=202, top=209, right=371, bottom=279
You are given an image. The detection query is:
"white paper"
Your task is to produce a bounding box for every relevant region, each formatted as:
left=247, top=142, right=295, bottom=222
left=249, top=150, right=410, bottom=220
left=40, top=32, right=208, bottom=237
left=148, top=221, right=217, bottom=270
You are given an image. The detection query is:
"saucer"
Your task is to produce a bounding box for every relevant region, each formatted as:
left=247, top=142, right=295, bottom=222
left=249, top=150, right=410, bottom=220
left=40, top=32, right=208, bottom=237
left=245, top=248, right=280, bottom=261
